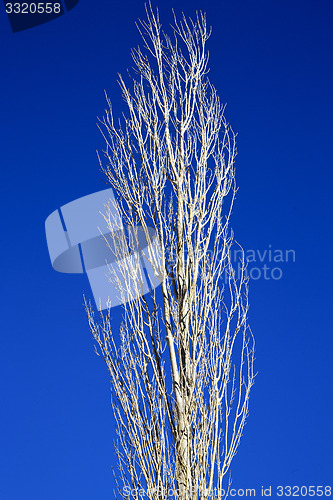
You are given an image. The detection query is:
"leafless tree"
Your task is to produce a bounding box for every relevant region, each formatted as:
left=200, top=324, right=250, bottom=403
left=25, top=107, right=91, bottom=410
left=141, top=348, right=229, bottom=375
left=86, top=5, right=255, bottom=499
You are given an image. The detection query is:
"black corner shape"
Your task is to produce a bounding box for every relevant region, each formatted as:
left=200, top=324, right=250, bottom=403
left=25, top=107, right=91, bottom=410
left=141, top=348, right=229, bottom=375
left=3, top=0, right=81, bottom=33
left=63, top=0, right=79, bottom=11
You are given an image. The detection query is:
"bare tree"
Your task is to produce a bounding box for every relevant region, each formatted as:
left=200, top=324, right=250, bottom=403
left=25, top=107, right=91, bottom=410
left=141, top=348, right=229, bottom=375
left=86, top=5, right=255, bottom=499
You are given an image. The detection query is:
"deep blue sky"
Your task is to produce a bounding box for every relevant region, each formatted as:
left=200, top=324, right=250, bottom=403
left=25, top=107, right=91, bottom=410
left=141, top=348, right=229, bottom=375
left=0, top=1, right=332, bottom=499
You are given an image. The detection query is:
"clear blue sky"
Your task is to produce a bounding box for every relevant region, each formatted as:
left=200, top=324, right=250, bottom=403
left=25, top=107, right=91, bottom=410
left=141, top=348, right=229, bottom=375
left=0, top=1, right=332, bottom=499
